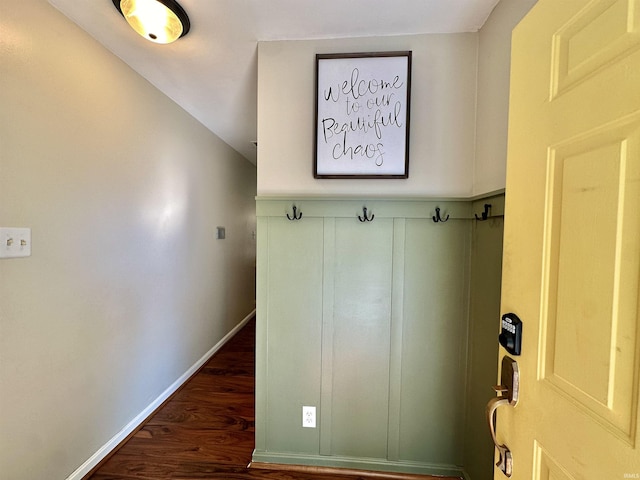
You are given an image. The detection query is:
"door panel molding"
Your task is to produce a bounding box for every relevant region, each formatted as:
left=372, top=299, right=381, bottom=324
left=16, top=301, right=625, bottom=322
left=539, top=112, right=640, bottom=443
left=533, top=441, right=576, bottom=480
left=551, top=0, right=640, bottom=98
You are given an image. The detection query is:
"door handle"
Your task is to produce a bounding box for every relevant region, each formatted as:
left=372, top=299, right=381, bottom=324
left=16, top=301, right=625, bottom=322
left=486, top=356, right=519, bottom=477
left=487, top=396, right=513, bottom=477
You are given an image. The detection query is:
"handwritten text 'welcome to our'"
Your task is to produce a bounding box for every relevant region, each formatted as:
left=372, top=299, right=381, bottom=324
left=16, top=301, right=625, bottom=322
left=320, top=67, right=404, bottom=167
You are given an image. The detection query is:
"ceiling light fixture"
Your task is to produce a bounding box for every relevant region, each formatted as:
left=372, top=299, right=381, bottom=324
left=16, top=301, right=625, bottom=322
left=112, top=0, right=190, bottom=44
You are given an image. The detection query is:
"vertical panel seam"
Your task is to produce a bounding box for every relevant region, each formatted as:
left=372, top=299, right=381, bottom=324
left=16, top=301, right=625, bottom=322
left=320, top=216, right=335, bottom=456
left=387, top=217, right=406, bottom=461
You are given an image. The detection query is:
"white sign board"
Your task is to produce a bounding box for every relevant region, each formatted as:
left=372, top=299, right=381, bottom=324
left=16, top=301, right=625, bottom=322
left=314, top=52, right=412, bottom=178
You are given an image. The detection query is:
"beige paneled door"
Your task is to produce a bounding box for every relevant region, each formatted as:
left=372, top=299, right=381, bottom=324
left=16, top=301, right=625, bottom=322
left=495, top=0, right=640, bottom=478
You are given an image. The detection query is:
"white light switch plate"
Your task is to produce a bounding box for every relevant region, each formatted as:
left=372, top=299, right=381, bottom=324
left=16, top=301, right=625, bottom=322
left=0, top=227, right=31, bottom=258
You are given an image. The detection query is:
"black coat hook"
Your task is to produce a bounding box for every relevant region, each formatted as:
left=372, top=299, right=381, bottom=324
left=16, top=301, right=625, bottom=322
left=286, top=205, right=303, bottom=221
left=475, top=204, right=491, bottom=221
left=432, top=207, right=449, bottom=223
left=358, top=207, right=375, bottom=222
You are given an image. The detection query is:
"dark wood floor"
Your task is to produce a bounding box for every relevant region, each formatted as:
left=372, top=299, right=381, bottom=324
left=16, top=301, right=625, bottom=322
left=88, top=318, right=455, bottom=480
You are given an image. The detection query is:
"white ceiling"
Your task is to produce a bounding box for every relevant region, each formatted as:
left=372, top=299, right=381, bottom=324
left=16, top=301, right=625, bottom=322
left=48, top=0, right=501, bottom=164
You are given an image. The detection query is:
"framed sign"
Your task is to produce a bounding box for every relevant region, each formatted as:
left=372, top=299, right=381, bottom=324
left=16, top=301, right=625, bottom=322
left=314, top=51, right=411, bottom=179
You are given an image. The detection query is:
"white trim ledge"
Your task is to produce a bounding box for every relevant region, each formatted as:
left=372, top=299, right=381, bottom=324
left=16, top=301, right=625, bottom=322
left=255, top=189, right=505, bottom=203
left=66, top=309, right=256, bottom=480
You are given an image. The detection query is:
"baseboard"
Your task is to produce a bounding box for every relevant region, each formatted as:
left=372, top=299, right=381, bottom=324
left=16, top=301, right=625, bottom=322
left=66, top=309, right=256, bottom=480
left=250, top=451, right=464, bottom=479
left=250, top=462, right=461, bottom=479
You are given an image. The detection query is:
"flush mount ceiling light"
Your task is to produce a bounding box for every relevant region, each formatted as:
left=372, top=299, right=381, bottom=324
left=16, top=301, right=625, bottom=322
left=112, top=0, right=190, bottom=44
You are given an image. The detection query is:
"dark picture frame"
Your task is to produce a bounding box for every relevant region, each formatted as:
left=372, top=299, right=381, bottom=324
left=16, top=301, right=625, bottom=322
left=314, top=51, right=412, bottom=179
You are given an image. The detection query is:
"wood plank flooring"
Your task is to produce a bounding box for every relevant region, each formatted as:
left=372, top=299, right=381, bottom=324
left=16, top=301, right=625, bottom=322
left=88, top=318, right=459, bottom=480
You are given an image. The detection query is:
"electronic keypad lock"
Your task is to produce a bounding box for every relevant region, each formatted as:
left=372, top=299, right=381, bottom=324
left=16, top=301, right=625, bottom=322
left=499, top=313, right=522, bottom=355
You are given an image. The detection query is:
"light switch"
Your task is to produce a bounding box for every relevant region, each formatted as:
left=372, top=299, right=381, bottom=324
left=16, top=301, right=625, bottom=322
left=0, top=227, right=31, bottom=258
left=216, top=226, right=225, bottom=239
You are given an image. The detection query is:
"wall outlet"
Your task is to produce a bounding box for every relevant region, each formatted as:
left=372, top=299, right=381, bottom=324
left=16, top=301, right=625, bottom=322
left=302, top=406, right=316, bottom=428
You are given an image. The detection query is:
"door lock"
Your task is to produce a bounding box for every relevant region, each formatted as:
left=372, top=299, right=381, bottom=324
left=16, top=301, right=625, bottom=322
left=486, top=356, right=519, bottom=477
left=499, top=313, right=522, bottom=355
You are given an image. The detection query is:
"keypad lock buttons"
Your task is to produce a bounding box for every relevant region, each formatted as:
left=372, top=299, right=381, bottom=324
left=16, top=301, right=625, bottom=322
left=499, top=313, right=522, bottom=356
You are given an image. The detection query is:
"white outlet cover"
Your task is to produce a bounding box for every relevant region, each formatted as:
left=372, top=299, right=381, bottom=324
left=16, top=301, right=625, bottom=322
left=302, top=406, right=316, bottom=428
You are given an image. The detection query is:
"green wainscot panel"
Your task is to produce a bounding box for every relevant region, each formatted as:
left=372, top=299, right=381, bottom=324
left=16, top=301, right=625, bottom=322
left=254, top=195, right=504, bottom=478
left=328, top=218, right=394, bottom=459
left=398, top=218, right=471, bottom=465
left=463, top=194, right=505, bottom=480
left=261, top=216, right=324, bottom=455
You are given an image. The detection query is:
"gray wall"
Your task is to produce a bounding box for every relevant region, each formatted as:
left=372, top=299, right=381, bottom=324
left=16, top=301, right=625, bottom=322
left=0, top=2, right=256, bottom=479
left=257, top=34, right=479, bottom=197
left=474, top=0, right=539, bottom=195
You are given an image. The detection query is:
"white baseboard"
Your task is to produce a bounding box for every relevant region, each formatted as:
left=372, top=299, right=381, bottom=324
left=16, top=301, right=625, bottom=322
left=66, top=309, right=256, bottom=480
